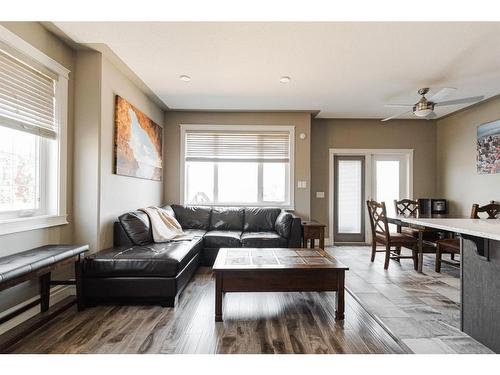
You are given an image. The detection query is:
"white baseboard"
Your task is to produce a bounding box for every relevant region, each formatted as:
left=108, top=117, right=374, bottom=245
left=0, top=285, right=75, bottom=335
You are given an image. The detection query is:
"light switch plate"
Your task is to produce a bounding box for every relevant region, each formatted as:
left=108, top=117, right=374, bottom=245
left=297, top=180, right=307, bottom=189
left=316, top=191, right=325, bottom=198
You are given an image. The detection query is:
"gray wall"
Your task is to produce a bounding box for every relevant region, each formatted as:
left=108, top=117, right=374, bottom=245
left=73, top=51, right=164, bottom=252
left=436, top=96, right=500, bottom=216
left=73, top=50, right=101, bottom=251
left=99, top=56, right=164, bottom=249
left=163, top=111, right=312, bottom=219
left=311, top=118, right=438, bottom=234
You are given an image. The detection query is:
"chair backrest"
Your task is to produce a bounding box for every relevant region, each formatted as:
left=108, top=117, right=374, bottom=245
left=367, top=200, right=390, bottom=241
left=394, top=199, right=419, bottom=217
left=471, top=201, right=500, bottom=219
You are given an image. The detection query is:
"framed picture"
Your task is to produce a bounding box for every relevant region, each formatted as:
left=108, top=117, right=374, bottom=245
left=114, top=95, right=163, bottom=181
left=477, top=119, right=500, bottom=174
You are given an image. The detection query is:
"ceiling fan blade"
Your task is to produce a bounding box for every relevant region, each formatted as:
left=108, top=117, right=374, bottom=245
left=384, top=104, right=413, bottom=108
left=435, top=96, right=484, bottom=107
left=381, top=110, right=412, bottom=122
left=429, top=87, right=456, bottom=102
left=425, top=112, right=437, bottom=120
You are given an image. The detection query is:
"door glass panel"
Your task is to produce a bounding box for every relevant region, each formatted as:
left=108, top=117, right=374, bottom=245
left=337, top=160, right=362, bottom=233
left=375, top=160, right=400, bottom=216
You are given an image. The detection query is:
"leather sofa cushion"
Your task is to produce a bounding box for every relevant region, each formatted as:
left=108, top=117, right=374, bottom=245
left=244, top=207, right=281, bottom=232
left=275, top=211, right=293, bottom=238
left=241, top=232, right=287, bottom=248
left=118, top=211, right=153, bottom=245
left=171, top=205, right=211, bottom=230
left=203, top=230, right=242, bottom=248
left=210, top=207, right=244, bottom=231
left=84, top=238, right=203, bottom=278
left=183, top=229, right=207, bottom=238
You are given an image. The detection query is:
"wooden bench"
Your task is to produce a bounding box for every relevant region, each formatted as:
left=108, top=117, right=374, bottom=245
left=0, top=244, right=88, bottom=352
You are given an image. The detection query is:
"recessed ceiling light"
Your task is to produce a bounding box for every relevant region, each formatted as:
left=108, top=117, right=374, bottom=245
left=179, top=75, right=191, bottom=82
left=279, top=76, right=291, bottom=84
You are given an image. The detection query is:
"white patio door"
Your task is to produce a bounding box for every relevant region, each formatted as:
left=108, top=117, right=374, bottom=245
left=330, top=149, right=413, bottom=244
left=371, top=154, right=409, bottom=217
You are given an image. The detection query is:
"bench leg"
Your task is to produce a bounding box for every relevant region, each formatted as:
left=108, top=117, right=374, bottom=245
left=335, top=271, right=345, bottom=320
left=75, top=257, right=85, bottom=311
left=39, top=272, right=51, bottom=312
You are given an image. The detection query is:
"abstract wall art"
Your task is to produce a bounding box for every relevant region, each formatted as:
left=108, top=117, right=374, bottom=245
left=114, top=95, right=163, bottom=181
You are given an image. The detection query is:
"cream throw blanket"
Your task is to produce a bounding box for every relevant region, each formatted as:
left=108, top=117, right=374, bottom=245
left=139, top=206, right=192, bottom=243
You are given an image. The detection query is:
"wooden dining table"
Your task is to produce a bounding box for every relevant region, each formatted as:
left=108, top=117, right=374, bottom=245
left=386, top=214, right=449, bottom=273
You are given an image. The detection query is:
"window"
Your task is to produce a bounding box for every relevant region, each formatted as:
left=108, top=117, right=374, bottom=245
left=181, top=125, right=294, bottom=208
left=0, top=126, right=43, bottom=216
left=0, top=27, right=69, bottom=234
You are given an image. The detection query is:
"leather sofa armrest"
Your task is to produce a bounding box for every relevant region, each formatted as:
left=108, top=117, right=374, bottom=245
left=113, top=221, right=134, bottom=247
left=287, top=212, right=303, bottom=248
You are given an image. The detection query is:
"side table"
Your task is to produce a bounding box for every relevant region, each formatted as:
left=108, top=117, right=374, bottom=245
left=302, top=220, right=326, bottom=249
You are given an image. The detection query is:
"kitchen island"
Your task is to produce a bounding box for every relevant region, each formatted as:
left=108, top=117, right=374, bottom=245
left=399, top=217, right=500, bottom=353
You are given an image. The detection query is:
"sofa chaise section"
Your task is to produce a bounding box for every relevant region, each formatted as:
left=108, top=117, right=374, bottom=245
left=83, top=210, right=203, bottom=307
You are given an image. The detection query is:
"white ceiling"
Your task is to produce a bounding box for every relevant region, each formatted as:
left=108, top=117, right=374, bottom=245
left=54, top=22, right=500, bottom=119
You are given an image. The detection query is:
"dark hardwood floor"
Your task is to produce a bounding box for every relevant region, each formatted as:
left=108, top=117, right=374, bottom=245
left=6, top=267, right=405, bottom=354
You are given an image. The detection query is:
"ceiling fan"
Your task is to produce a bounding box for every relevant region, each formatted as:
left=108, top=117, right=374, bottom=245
left=381, top=87, right=484, bottom=122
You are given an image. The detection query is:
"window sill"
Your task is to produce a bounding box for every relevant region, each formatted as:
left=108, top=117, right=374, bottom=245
left=0, top=215, right=68, bottom=236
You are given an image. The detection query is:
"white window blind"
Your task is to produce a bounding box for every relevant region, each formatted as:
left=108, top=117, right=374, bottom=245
left=0, top=45, right=57, bottom=139
left=184, top=130, right=290, bottom=162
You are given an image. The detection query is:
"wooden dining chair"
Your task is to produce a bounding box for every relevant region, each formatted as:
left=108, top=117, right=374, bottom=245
left=394, top=199, right=421, bottom=238
left=394, top=199, right=419, bottom=217
left=367, top=200, right=419, bottom=270
left=435, top=201, right=500, bottom=272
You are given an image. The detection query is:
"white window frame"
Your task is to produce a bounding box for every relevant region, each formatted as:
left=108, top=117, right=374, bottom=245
left=180, top=124, right=295, bottom=209
left=0, top=26, right=69, bottom=236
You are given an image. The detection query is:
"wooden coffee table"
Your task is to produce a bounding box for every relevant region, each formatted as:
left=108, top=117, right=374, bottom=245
left=213, top=248, right=348, bottom=322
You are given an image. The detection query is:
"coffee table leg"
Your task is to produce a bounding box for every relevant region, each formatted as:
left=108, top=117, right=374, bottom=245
left=215, top=272, right=223, bottom=322
left=335, top=271, right=345, bottom=320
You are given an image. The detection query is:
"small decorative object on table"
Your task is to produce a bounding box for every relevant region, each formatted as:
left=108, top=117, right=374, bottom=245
left=302, top=220, right=326, bottom=249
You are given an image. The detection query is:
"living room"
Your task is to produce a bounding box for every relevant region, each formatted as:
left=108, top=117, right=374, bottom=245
left=2, top=1, right=500, bottom=373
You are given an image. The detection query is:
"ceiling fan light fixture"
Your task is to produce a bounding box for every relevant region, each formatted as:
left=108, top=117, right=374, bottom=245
left=382, top=87, right=484, bottom=122
left=413, top=97, right=435, bottom=118
left=414, top=108, right=434, bottom=117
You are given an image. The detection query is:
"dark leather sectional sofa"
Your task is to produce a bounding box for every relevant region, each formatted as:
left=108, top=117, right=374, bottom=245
left=83, top=205, right=302, bottom=307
